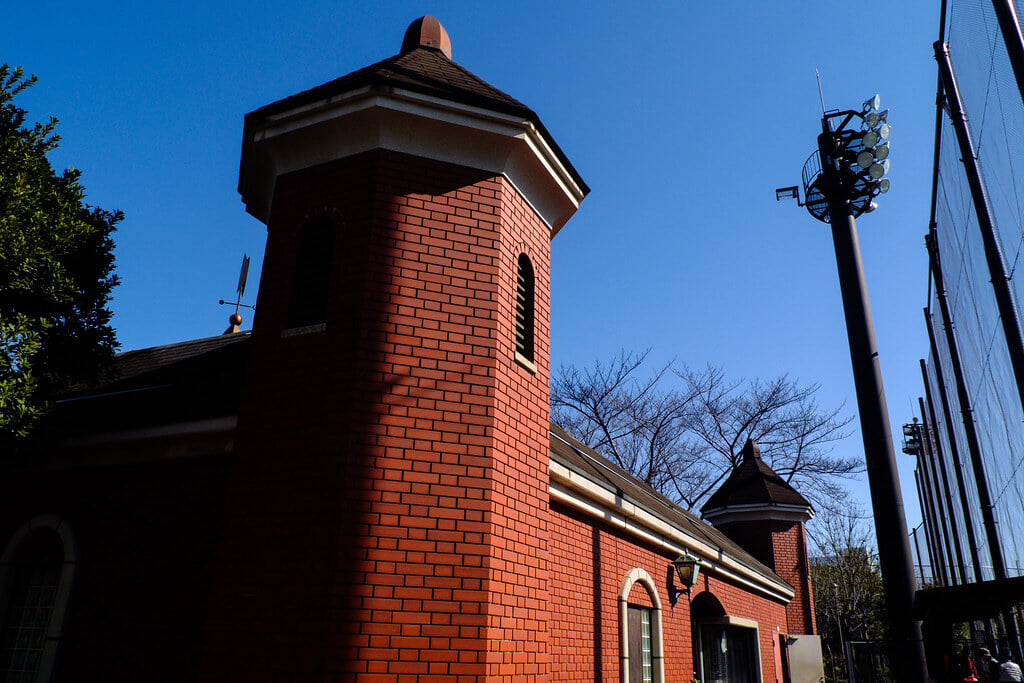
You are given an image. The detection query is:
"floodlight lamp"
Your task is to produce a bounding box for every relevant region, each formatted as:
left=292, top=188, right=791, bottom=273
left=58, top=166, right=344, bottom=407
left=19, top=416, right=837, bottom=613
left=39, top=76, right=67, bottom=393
left=875, top=142, right=890, bottom=161
left=879, top=178, right=891, bottom=193
left=857, top=150, right=875, bottom=169
left=868, top=159, right=890, bottom=179
left=864, top=109, right=889, bottom=129
left=863, top=94, right=881, bottom=112
left=878, top=123, right=891, bottom=140
left=862, top=131, right=880, bottom=148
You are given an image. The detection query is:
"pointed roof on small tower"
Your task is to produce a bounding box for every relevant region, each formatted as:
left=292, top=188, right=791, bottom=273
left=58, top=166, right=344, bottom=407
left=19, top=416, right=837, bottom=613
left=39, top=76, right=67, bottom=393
left=245, top=16, right=533, bottom=124
left=238, top=16, right=588, bottom=233
left=700, top=439, right=813, bottom=524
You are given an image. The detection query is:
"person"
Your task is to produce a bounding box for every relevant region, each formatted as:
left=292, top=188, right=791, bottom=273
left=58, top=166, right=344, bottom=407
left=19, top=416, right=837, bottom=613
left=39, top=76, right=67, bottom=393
left=955, top=648, right=979, bottom=682
left=979, top=648, right=999, bottom=681
left=997, top=650, right=1023, bottom=682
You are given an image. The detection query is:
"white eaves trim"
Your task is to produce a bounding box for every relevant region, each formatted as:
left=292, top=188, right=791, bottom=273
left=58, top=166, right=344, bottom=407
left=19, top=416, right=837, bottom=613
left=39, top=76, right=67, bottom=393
left=23, top=416, right=238, bottom=471
left=549, top=458, right=795, bottom=603
left=60, top=416, right=238, bottom=448
left=702, top=502, right=813, bottom=525
left=241, top=86, right=586, bottom=235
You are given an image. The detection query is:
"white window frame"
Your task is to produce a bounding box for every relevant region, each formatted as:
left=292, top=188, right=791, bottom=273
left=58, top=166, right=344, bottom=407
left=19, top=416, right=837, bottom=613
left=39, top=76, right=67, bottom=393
left=0, top=514, right=79, bottom=683
left=619, top=567, right=665, bottom=683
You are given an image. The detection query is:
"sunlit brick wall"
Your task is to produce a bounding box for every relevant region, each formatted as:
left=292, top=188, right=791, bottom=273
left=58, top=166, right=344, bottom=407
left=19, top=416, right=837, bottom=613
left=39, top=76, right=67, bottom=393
left=548, top=503, right=793, bottom=683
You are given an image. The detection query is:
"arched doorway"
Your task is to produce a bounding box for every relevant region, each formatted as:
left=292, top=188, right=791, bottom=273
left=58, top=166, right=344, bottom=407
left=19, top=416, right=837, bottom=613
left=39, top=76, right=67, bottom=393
left=691, top=591, right=760, bottom=683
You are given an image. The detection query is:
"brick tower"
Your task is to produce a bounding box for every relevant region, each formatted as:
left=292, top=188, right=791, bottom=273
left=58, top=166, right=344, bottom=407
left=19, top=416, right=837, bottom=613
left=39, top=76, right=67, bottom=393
left=198, top=16, right=587, bottom=681
left=700, top=440, right=817, bottom=636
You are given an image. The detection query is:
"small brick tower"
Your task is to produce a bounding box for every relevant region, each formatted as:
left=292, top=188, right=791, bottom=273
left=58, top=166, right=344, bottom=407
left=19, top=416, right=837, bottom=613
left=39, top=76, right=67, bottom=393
left=700, top=440, right=817, bottom=636
left=198, top=17, right=587, bottom=681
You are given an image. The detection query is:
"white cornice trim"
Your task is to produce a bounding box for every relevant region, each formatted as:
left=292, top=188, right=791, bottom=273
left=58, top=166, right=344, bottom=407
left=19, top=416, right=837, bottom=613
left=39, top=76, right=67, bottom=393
left=241, top=87, right=586, bottom=235
left=549, top=459, right=795, bottom=603
left=18, top=417, right=237, bottom=472
left=702, top=503, right=814, bottom=525
left=698, top=615, right=760, bottom=629
left=59, top=416, right=238, bottom=448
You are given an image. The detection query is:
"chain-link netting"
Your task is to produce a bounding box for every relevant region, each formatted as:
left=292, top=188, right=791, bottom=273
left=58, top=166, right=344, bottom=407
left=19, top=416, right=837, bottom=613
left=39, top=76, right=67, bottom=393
left=912, top=523, right=937, bottom=587
left=921, top=0, right=1024, bottom=582
left=924, top=344, right=980, bottom=584
left=915, top=446, right=946, bottom=583
left=922, top=416, right=968, bottom=584
left=927, top=324, right=990, bottom=582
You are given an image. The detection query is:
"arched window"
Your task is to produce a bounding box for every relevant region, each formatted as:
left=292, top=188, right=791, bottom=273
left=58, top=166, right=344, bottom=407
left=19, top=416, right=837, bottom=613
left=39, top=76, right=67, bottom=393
left=515, top=254, right=535, bottom=362
left=619, top=568, right=665, bottom=683
left=0, top=515, right=78, bottom=683
left=290, top=217, right=335, bottom=327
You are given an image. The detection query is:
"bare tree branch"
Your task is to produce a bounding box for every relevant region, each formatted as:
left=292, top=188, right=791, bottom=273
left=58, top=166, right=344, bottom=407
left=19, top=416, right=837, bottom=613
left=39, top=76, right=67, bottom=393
left=809, top=505, right=886, bottom=674
left=551, top=351, right=860, bottom=512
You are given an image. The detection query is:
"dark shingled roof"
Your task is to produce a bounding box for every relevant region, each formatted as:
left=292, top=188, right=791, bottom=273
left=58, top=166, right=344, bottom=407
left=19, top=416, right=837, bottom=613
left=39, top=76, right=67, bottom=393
left=249, top=46, right=531, bottom=121
left=63, top=333, right=250, bottom=395
left=700, top=439, right=812, bottom=514
left=243, top=43, right=588, bottom=196
left=550, top=425, right=788, bottom=589
left=54, top=333, right=250, bottom=436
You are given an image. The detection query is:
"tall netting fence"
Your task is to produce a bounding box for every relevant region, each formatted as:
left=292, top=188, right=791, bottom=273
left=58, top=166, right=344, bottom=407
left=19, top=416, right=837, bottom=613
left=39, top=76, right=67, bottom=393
left=911, top=523, right=937, bottom=587
left=926, top=331, right=991, bottom=583
left=923, top=0, right=1024, bottom=581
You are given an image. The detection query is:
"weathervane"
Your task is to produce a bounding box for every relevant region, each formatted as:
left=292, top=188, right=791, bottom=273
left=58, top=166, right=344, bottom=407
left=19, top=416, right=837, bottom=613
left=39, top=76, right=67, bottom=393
left=219, top=254, right=254, bottom=333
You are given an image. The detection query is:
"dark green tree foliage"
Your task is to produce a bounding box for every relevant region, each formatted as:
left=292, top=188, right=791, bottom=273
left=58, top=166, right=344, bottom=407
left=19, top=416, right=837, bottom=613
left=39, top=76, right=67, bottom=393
left=0, top=65, right=120, bottom=441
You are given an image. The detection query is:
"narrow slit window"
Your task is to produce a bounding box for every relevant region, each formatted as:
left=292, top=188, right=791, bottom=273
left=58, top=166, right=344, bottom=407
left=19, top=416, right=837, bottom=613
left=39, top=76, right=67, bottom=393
left=516, top=254, right=535, bottom=362
left=291, top=217, right=335, bottom=327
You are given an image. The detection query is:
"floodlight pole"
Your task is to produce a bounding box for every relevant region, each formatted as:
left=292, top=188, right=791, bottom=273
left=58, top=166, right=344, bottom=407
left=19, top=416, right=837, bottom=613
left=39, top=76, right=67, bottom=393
left=817, top=123, right=928, bottom=683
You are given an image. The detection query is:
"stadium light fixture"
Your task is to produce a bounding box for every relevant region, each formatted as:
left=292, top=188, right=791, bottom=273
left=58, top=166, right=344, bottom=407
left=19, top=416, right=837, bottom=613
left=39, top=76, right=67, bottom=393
left=775, top=93, right=927, bottom=683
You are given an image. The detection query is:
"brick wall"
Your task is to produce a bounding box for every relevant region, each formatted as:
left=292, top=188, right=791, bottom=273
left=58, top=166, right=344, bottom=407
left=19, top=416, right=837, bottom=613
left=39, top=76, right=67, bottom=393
left=548, top=502, right=792, bottom=683
left=483, top=174, right=552, bottom=678
left=711, top=518, right=816, bottom=636
left=0, top=457, right=228, bottom=683
left=769, top=521, right=815, bottom=635
left=201, top=150, right=552, bottom=681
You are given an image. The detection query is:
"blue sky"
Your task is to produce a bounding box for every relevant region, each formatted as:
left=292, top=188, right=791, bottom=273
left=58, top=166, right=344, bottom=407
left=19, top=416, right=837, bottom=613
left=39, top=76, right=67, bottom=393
left=6, top=2, right=941, bottom=533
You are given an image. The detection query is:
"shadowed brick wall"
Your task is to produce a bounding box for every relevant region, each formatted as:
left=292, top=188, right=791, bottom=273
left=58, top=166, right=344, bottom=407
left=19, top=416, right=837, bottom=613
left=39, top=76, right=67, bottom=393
left=0, top=457, right=228, bottom=683
left=200, top=150, right=552, bottom=682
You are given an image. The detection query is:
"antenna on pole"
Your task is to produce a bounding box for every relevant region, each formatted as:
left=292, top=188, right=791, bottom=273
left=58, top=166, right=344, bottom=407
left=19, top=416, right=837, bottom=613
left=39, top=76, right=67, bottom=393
left=219, top=254, right=254, bottom=334
left=816, top=69, right=827, bottom=115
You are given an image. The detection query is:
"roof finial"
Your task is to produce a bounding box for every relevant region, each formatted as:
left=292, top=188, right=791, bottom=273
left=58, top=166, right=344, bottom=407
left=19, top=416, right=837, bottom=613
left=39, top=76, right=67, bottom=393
left=401, top=16, right=452, bottom=59
left=740, top=438, right=760, bottom=461
left=225, top=313, right=243, bottom=334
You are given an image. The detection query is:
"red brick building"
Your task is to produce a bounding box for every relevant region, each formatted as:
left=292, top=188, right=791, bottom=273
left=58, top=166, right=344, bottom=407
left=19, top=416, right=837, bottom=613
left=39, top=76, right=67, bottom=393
left=0, top=17, right=820, bottom=683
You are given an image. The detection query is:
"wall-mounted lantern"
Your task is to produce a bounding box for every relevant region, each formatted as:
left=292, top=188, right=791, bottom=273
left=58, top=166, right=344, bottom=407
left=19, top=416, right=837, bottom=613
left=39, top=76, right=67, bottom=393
left=672, top=550, right=701, bottom=594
